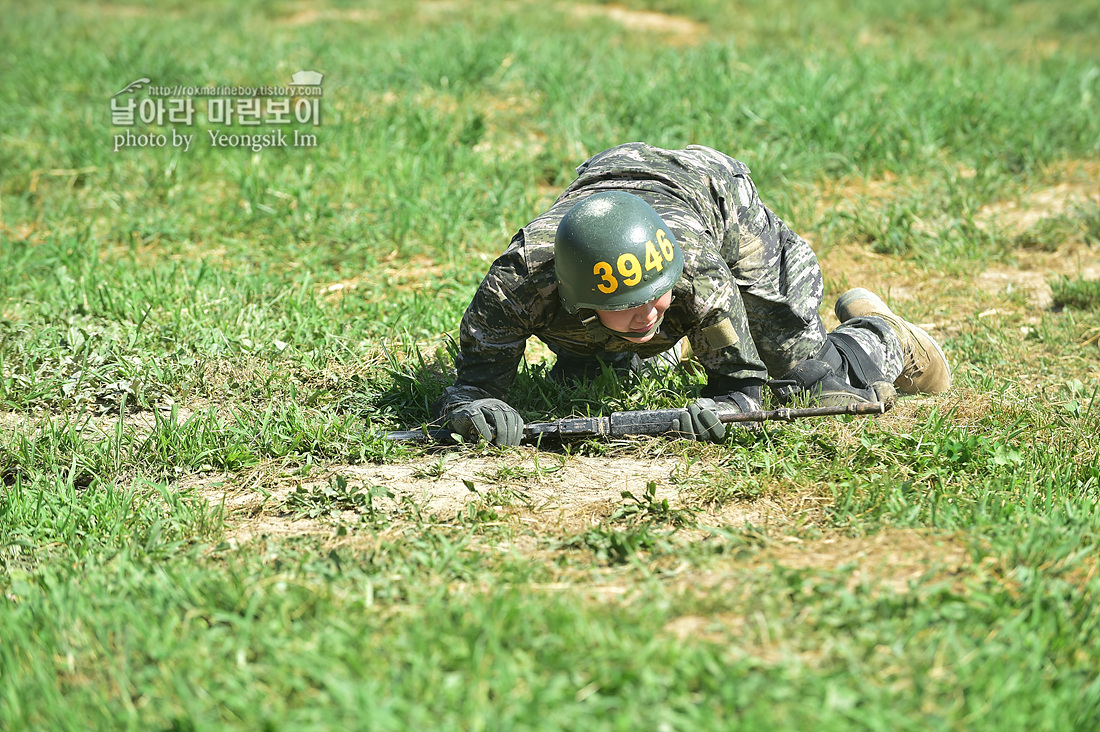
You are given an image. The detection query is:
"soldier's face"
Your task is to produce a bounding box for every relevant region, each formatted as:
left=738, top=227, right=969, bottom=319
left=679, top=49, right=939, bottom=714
left=595, top=290, right=673, bottom=343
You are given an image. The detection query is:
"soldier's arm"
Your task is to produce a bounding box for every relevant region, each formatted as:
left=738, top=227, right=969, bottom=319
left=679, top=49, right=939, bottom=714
left=432, top=245, right=541, bottom=417
left=679, top=265, right=769, bottom=402
left=694, top=149, right=828, bottom=375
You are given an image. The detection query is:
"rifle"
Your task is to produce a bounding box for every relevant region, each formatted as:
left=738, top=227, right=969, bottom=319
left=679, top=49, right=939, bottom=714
left=385, top=400, right=892, bottom=443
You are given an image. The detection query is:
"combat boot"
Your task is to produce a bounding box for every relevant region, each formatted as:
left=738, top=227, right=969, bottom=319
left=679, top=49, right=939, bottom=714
left=834, top=288, right=951, bottom=394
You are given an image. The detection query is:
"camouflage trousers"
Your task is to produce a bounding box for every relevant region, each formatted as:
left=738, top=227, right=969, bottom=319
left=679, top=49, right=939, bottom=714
left=828, top=315, right=904, bottom=384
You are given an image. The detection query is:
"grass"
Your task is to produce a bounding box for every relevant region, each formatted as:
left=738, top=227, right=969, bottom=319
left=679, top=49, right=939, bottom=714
left=1052, top=275, right=1100, bottom=311
left=2, top=0, right=1100, bottom=729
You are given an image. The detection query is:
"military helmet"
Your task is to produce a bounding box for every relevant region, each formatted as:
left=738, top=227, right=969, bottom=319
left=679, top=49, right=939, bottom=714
left=554, top=191, right=684, bottom=313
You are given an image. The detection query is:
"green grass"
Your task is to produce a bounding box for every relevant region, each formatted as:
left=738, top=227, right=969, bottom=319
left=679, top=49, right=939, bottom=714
left=2, top=0, right=1100, bottom=729
left=1052, top=275, right=1100, bottom=311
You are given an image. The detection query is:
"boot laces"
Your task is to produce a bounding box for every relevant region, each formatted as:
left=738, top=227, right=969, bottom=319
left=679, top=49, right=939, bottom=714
left=899, top=327, right=928, bottom=378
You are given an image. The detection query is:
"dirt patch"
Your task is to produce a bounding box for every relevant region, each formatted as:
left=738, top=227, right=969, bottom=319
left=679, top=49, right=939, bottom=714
left=816, top=243, right=942, bottom=316
left=371, top=83, right=548, bottom=163
left=817, top=169, right=906, bottom=209
left=973, top=160, right=1100, bottom=308
left=188, top=451, right=785, bottom=543
left=184, top=391, right=971, bottom=548
left=816, top=161, right=1100, bottom=313
left=0, top=410, right=31, bottom=436
left=73, top=4, right=180, bottom=19
left=976, top=244, right=1100, bottom=311
left=471, top=76, right=550, bottom=162
left=974, top=160, right=1100, bottom=237
left=757, top=528, right=969, bottom=593
left=568, top=3, right=708, bottom=45
left=277, top=7, right=380, bottom=26
left=320, top=253, right=449, bottom=299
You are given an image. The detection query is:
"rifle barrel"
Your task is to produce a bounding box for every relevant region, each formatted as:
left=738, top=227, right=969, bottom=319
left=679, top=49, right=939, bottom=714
left=383, top=428, right=457, bottom=442
left=720, top=400, right=889, bottom=423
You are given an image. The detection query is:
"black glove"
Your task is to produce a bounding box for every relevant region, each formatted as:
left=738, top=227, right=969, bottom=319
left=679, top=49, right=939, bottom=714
left=674, top=401, right=726, bottom=442
left=674, top=392, right=761, bottom=443
left=447, top=398, right=524, bottom=446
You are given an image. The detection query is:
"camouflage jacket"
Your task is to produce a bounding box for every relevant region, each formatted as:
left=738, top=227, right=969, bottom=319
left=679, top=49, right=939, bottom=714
left=435, top=143, right=825, bottom=413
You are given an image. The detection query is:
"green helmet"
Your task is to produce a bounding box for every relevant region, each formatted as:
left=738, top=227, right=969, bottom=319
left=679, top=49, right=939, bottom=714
left=555, top=191, right=684, bottom=314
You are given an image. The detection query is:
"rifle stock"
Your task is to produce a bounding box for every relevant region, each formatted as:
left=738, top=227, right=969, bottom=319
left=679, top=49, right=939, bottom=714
left=385, top=400, right=891, bottom=443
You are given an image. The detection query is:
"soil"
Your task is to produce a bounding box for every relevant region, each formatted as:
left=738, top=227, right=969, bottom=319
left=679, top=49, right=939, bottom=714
left=187, top=452, right=776, bottom=543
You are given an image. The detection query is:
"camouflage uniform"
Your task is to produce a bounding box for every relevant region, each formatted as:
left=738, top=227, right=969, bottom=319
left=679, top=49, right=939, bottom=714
left=435, top=143, right=903, bottom=414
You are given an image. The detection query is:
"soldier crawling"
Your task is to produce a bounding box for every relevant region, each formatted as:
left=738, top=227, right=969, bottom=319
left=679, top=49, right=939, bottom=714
left=433, top=143, right=951, bottom=445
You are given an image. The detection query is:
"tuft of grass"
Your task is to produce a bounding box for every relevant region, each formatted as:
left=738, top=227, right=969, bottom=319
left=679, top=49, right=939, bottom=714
left=1015, top=200, right=1100, bottom=251
left=1051, top=275, right=1100, bottom=311
left=285, top=475, right=393, bottom=521
left=559, top=482, right=698, bottom=564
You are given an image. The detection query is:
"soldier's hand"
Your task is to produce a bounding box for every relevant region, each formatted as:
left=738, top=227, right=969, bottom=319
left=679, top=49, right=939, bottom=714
left=674, top=400, right=726, bottom=443
left=677, top=391, right=763, bottom=442
left=448, top=398, right=524, bottom=446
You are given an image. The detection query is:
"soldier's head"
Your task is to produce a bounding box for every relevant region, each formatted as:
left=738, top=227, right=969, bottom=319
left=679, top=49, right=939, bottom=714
left=554, top=191, right=684, bottom=342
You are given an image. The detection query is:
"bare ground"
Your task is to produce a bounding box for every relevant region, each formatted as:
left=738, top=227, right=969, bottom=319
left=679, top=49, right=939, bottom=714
left=188, top=451, right=776, bottom=543
left=818, top=160, right=1100, bottom=313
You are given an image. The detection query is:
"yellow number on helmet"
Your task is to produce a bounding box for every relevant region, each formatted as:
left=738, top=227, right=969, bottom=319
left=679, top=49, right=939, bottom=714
left=644, top=240, right=664, bottom=272
left=657, top=229, right=675, bottom=261
left=617, top=253, right=642, bottom=286
left=594, top=261, right=618, bottom=293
